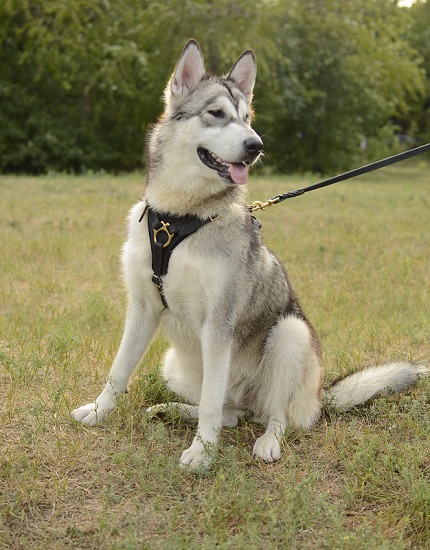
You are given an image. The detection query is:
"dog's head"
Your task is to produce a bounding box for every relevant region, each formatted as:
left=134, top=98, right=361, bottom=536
left=162, top=40, right=263, bottom=187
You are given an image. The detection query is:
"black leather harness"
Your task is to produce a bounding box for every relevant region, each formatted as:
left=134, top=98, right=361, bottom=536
left=139, top=206, right=219, bottom=308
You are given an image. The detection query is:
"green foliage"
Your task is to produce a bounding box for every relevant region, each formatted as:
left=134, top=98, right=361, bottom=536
left=404, top=0, right=430, bottom=144
left=255, top=0, right=424, bottom=173
left=0, top=0, right=426, bottom=174
left=0, top=0, right=153, bottom=173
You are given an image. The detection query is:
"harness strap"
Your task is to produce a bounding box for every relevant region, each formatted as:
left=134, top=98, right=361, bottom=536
left=141, top=206, right=218, bottom=308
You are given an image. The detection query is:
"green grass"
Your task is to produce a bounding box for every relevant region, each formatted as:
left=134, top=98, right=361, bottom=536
left=0, top=163, right=429, bottom=549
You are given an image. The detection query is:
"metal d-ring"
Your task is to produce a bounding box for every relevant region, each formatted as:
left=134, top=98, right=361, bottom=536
left=153, top=221, right=174, bottom=248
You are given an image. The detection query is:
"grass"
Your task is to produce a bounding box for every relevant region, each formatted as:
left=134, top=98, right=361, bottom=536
left=0, top=162, right=429, bottom=549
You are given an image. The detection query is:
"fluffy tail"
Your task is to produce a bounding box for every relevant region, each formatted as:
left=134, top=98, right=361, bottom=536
left=322, top=362, right=427, bottom=409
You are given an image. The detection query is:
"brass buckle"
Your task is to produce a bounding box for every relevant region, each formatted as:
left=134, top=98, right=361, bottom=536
left=248, top=197, right=280, bottom=212
left=152, top=274, right=162, bottom=288
left=153, top=221, right=174, bottom=248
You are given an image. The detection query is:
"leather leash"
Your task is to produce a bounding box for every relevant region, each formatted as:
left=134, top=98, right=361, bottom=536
left=249, top=142, right=430, bottom=212
left=139, top=143, right=429, bottom=307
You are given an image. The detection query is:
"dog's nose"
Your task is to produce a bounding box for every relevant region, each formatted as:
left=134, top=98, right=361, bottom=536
left=244, top=137, right=263, bottom=155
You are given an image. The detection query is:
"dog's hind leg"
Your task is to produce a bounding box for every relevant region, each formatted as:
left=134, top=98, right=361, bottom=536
left=147, top=402, right=240, bottom=427
left=162, top=347, right=203, bottom=405
left=147, top=347, right=240, bottom=427
left=253, top=315, right=322, bottom=462
left=146, top=402, right=200, bottom=422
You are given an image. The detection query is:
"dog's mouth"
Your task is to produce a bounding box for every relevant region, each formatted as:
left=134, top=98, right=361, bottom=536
left=197, top=148, right=249, bottom=185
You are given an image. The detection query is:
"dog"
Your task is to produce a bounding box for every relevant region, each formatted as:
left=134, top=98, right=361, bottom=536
left=72, top=40, right=427, bottom=469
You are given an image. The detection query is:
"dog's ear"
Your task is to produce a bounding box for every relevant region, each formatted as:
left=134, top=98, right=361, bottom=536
left=228, top=50, right=257, bottom=103
left=170, top=40, right=205, bottom=98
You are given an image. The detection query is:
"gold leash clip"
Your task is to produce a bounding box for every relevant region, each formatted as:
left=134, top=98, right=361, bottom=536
left=248, top=197, right=280, bottom=212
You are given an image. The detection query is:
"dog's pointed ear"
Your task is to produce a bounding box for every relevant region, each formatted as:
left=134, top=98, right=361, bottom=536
left=228, top=50, right=257, bottom=103
left=170, top=40, right=205, bottom=98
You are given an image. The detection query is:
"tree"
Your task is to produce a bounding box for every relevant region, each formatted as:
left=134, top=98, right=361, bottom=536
left=0, top=0, right=152, bottom=172
left=254, top=0, right=424, bottom=173
left=402, top=0, right=430, bottom=145
left=0, top=0, right=425, bottom=174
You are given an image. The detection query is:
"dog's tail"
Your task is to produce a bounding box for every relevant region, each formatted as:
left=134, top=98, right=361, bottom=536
left=322, top=362, right=427, bottom=409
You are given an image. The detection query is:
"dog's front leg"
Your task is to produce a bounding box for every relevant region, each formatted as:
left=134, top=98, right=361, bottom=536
left=72, top=301, right=159, bottom=425
left=179, top=323, right=232, bottom=470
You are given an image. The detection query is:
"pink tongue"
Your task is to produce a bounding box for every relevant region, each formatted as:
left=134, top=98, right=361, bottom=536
left=228, top=163, right=248, bottom=185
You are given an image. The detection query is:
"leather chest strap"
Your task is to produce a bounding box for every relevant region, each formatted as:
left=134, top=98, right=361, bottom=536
left=145, top=207, right=218, bottom=308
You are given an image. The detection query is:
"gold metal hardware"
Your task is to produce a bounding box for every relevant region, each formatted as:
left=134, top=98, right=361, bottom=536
left=153, top=221, right=174, bottom=248
left=209, top=214, right=220, bottom=222
left=247, top=197, right=280, bottom=212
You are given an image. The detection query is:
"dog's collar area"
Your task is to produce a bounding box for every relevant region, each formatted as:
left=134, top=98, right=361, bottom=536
left=140, top=206, right=220, bottom=308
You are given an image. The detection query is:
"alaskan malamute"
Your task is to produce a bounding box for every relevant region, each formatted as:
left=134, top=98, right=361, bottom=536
left=72, top=40, right=426, bottom=469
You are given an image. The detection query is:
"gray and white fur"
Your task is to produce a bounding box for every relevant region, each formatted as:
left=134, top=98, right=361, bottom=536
left=72, top=40, right=427, bottom=469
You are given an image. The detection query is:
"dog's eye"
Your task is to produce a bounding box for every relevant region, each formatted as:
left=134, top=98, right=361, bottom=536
left=208, top=109, right=224, bottom=118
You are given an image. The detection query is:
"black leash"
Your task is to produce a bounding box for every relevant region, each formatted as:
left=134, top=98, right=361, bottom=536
left=140, top=143, right=429, bottom=308
left=249, top=142, right=430, bottom=212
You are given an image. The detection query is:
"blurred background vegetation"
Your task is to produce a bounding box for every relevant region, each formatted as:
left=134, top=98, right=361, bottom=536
left=1, top=0, right=429, bottom=175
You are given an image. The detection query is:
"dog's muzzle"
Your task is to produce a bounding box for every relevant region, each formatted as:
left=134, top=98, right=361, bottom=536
left=197, top=136, right=263, bottom=185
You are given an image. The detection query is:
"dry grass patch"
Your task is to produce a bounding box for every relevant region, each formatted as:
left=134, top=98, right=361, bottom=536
left=1, top=165, right=429, bottom=548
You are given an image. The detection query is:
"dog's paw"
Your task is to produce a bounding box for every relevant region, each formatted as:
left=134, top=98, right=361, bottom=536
left=146, top=402, right=199, bottom=423
left=253, top=432, right=282, bottom=463
left=146, top=403, right=169, bottom=418
left=71, top=402, right=113, bottom=426
left=179, top=440, right=212, bottom=471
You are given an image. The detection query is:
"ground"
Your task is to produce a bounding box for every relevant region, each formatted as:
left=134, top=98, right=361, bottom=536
left=1, top=163, right=429, bottom=549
